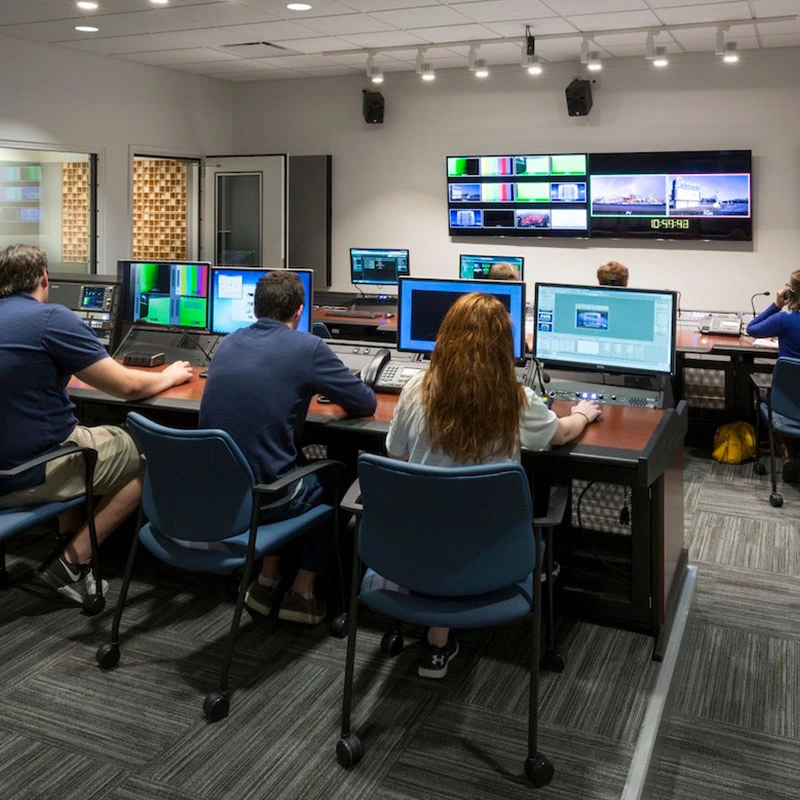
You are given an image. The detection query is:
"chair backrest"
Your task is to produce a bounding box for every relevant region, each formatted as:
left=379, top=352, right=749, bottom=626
left=126, top=412, right=255, bottom=543
left=357, top=454, right=536, bottom=597
left=771, top=357, right=800, bottom=421
left=312, top=321, right=332, bottom=339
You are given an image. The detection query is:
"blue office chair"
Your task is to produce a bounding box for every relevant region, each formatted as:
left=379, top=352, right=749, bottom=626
left=96, top=412, right=345, bottom=722
left=759, top=357, right=800, bottom=507
left=0, top=446, right=105, bottom=614
left=312, top=321, right=332, bottom=339
left=335, top=454, right=558, bottom=788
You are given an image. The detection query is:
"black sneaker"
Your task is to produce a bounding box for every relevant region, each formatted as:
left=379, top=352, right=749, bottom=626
left=418, top=635, right=459, bottom=679
left=35, top=557, right=108, bottom=605
left=277, top=590, right=327, bottom=625
left=244, top=580, right=278, bottom=618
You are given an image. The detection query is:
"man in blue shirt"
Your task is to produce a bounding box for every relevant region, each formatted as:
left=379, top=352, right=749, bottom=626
left=0, top=244, right=193, bottom=603
left=200, top=271, right=376, bottom=625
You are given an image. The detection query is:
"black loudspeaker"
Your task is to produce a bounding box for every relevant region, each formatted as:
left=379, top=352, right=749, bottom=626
left=565, top=79, right=593, bottom=117
left=362, top=90, right=384, bottom=124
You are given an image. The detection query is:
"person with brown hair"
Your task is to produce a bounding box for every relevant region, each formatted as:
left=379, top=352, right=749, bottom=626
left=385, top=293, right=600, bottom=678
left=746, top=269, right=800, bottom=359
left=597, top=261, right=629, bottom=287
left=488, top=262, right=521, bottom=281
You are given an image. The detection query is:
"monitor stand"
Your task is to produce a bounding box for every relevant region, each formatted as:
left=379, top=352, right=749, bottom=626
left=114, top=327, right=213, bottom=367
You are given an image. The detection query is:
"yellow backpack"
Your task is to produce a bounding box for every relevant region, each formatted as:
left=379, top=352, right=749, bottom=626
left=712, top=422, right=756, bottom=465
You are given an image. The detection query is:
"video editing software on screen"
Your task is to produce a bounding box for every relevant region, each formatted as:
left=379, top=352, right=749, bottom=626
left=120, top=261, right=210, bottom=330
left=459, top=254, right=524, bottom=280
left=350, top=248, right=410, bottom=285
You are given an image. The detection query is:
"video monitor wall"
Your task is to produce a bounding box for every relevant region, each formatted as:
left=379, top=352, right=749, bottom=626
left=119, top=260, right=210, bottom=329
left=588, top=150, right=752, bottom=240
left=446, top=153, right=589, bottom=237
left=210, top=267, right=312, bottom=334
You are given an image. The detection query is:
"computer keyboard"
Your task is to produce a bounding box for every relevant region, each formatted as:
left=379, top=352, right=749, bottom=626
left=326, top=309, right=381, bottom=319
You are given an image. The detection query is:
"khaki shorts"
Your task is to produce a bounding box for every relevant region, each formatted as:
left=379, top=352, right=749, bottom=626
left=0, top=425, right=142, bottom=509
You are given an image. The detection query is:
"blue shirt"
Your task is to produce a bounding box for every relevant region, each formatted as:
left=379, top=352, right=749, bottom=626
left=745, top=304, right=800, bottom=359
left=0, top=293, right=109, bottom=495
left=199, top=318, right=377, bottom=485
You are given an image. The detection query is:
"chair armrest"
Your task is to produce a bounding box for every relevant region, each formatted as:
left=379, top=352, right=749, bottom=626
left=253, top=459, right=346, bottom=498
left=341, top=479, right=362, bottom=515
left=533, top=484, right=568, bottom=529
left=0, top=445, right=97, bottom=478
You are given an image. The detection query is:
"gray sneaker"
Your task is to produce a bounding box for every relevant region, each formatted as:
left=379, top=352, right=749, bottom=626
left=36, top=557, right=108, bottom=605
left=278, top=590, right=327, bottom=625
left=244, top=580, right=278, bottom=618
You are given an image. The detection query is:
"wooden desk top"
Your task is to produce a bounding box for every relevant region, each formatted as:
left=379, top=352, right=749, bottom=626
left=313, top=308, right=397, bottom=332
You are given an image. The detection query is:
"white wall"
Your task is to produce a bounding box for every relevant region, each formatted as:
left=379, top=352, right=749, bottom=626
left=233, top=46, right=800, bottom=313
left=0, top=33, right=233, bottom=274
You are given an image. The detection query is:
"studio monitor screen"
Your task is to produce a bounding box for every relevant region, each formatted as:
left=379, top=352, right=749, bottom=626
left=446, top=153, right=589, bottom=238
left=350, top=248, right=410, bottom=286
left=588, top=150, right=752, bottom=241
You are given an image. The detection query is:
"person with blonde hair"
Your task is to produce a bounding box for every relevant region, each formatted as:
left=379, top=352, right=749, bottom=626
left=386, top=292, right=600, bottom=678
left=488, top=262, right=521, bottom=281
left=597, top=261, right=629, bottom=287
left=746, top=269, right=800, bottom=359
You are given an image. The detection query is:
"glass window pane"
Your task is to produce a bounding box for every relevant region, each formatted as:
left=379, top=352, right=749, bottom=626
left=0, top=147, right=96, bottom=274
left=216, top=173, right=261, bottom=267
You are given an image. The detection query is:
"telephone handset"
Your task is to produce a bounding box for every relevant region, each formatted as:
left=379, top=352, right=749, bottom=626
left=360, top=348, right=392, bottom=388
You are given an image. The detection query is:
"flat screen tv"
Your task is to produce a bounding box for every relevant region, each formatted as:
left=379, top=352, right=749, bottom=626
left=350, top=248, right=410, bottom=285
left=588, top=150, right=752, bottom=241
left=446, top=153, right=589, bottom=238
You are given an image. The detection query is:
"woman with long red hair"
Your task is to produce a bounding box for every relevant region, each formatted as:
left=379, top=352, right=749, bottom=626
left=387, top=292, right=600, bottom=678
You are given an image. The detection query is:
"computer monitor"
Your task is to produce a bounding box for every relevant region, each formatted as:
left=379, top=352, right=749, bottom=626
left=209, top=267, right=313, bottom=334
left=533, top=283, right=677, bottom=376
left=459, top=254, right=525, bottom=280
left=118, top=260, right=210, bottom=329
left=397, top=277, right=526, bottom=359
left=350, top=248, right=410, bottom=286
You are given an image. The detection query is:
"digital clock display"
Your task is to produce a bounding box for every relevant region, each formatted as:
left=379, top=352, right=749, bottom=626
left=650, top=218, right=690, bottom=230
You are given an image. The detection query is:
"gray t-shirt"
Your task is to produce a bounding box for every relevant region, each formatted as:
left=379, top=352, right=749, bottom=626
left=386, top=372, right=559, bottom=466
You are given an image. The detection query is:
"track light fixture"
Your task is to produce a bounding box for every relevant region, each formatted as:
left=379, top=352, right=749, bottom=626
left=653, top=46, right=668, bottom=68
left=587, top=51, right=602, bottom=72
left=416, top=49, right=435, bottom=81
left=521, top=25, right=542, bottom=75
left=366, top=52, right=383, bottom=84
left=468, top=45, right=489, bottom=78
left=580, top=37, right=590, bottom=65
left=723, top=41, right=739, bottom=63
left=525, top=53, right=542, bottom=75
left=645, top=32, right=655, bottom=60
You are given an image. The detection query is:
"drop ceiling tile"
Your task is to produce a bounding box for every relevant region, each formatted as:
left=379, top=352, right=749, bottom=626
left=384, top=46, right=465, bottom=60
left=532, top=37, right=586, bottom=60
left=123, top=47, right=241, bottom=65
left=540, top=0, right=649, bottom=12
left=287, top=36, right=360, bottom=52
left=761, top=32, right=800, bottom=45
left=179, top=4, right=279, bottom=26
left=645, top=0, right=733, bottom=6
left=482, top=18, right=578, bottom=36
left=170, top=59, right=277, bottom=74
left=0, top=0, right=227, bottom=25
left=339, top=30, right=429, bottom=46
left=216, top=20, right=325, bottom=40
left=298, top=65, right=362, bottom=75
left=655, top=1, right=752, bottom=25
left=670, top=24, right=756, bottom=49
left=242, top=0, right=359, bottom=16
left=756, top=19, right=800, bottom=35
left=598, top=41, right=681, bottom=55
left=295, top=14, right=397, bottom=35
left=451, top=0, right=557, bottom=23
left=593, top=31, right=655, bottom=45
left=567, top=10, right=662, bottom=31
left=408, top=23, right=501, bottom=43
left=338, top=0, right=443, bottom=10
left=749, top=0, right=800, bottom=14
left=250, top=53, right=340, bottom=67
left=169, top=28, right=264, bottom=48
left=370, top=6, right=475, bottom=28
left=212, top=69, right=292, bottom=80
left=58, top=32, right=193, bottom=55
left=220, top=42, right=305, bottom=57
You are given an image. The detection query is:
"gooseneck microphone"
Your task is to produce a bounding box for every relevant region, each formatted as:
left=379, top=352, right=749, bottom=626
left=750, top=291, right=770, bottom=318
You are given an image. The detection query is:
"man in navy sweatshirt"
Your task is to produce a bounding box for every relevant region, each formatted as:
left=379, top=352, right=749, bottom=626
left=199, top=271, right=376, bottom=624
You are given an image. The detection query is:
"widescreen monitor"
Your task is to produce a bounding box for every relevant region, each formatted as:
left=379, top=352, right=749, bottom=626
left=210, top=267, right=313, bottom=334
left=350, top=248, right=410, bottom=285
left=118, top=260, right=210, bottom=329
left=533, top=283, right=677, bottom=376
left=397, top=277, right=526, bottom=359
left=588, top=150, right=752, bottom=241
left=446, top=153, right=589, bottom=238
left=459, top=254, right=524, bottom=280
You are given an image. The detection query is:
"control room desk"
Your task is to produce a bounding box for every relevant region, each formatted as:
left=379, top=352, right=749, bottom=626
left=68, top=367, right=687, bottom=656
left=313, top=309, right=396, bottom=343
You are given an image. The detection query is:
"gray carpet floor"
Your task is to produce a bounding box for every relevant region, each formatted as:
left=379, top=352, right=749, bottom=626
left=0, top=450, right=797, bottom=799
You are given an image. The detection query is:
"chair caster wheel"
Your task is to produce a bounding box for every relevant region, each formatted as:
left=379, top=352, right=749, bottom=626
left=380, top=632, right=404, bottom=656
left=203, top=691, right=230, bottom=722
left=0, top=570, right=10, bottom=591
left=769, top=492, right=784, bottom=508
left=82, top=593, right=105, bottom=616
left=541, top=649, right=566, bottom=673
left=524, top=753, right=555, bottom=787
left=96, top=643, right=120, bottom=670
left=330, top=613, right=349, bottom=639
left=336, top=733, right=363, bottom=768
left=753, top=462, right=766, bottom=475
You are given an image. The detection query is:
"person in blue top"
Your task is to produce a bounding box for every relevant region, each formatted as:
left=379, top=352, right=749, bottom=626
left=746, top=270, right=800, bottom=359
left=199, top=271, right=377, bottom=625
left=0, top=244, right=193, bottom=604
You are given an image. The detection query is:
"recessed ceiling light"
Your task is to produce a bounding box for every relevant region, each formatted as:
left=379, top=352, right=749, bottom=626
left=75, top=25, right=99, bottom=32
left=286, top=2, right=312, bottom=10
left=150, top=0, right=169, bottom=6
left=76, top=1, right=99, bottom=9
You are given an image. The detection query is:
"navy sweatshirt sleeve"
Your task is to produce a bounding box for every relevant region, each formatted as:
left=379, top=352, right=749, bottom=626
left=746, top=304, right=783, bottom=338
left=311, top=340, right=377, bottom=417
